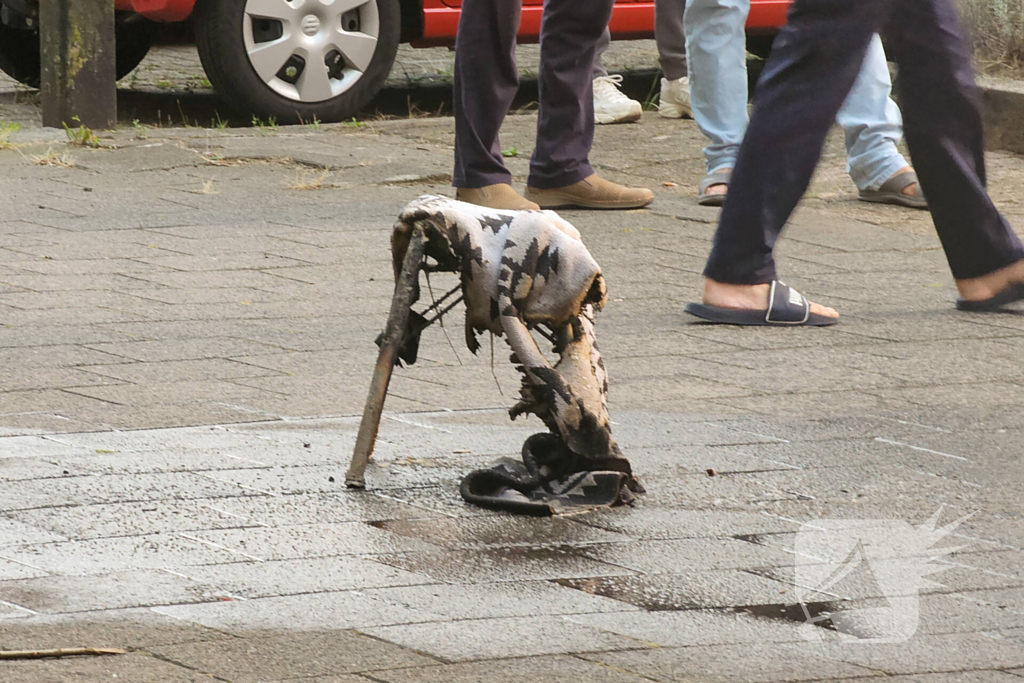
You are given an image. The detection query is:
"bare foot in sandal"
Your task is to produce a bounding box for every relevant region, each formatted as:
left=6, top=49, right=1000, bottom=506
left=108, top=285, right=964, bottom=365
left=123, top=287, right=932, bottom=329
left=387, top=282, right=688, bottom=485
left=955, top=259, right=1024, bottom=309
left=858, top=166, right=927, bottom=209
left=697, top=168, right=731, bottom=206
left=703, top=279, right=839, bottom=319
left=704, top=168, right=731, bottom=197
left=893, top=166, right=919, bottom=197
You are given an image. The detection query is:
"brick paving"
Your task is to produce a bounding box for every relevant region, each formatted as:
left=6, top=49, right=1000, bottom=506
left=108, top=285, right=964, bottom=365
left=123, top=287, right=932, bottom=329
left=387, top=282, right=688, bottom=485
left=1, top=48, right=1023, bottom=682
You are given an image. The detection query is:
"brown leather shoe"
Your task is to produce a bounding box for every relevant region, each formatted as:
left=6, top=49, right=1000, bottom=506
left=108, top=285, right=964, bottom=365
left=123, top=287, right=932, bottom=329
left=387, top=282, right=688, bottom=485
left=525, top=174, right=654, bottom=210
left=456, top=184, right=539, bottom=211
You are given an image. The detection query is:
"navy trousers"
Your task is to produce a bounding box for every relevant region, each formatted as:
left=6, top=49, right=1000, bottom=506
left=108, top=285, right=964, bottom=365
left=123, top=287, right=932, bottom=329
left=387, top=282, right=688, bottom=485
left=452, top=0, right=615, bottom=190
left=704, top=0, right=1024, bottom=284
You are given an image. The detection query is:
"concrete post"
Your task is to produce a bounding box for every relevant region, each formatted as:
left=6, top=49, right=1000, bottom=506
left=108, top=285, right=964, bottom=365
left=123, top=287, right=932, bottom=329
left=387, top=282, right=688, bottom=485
left=40, top=0, right=117, bottom=129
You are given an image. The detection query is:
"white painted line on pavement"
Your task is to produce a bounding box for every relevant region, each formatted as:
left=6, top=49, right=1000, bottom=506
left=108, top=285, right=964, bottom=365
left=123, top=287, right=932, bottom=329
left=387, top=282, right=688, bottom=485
left=201, top=504, right=271, bottom=527
left=760, top=511, right=827, bottom=532
left=0, top=553, right=48, bottom=573
left=220, top=452, right=270, bottom=467
left=935, top=557, right=1023, bottom=580
left=874, top=437, right=970, bottom=461
left=383, top=414, right=453, bottom=433
left=178, top=533, right=264, bottom=562
left=159, top=567, right=195, bottom=580
left=198, top=472, right=279, bottom=497
left=867, top=415, right=953, bottom=433
left=0, top=599, right=38, bottom=615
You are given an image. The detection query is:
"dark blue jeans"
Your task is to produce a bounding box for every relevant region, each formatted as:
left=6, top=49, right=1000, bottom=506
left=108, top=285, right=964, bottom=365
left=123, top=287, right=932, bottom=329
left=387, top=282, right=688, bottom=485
left=704, top=0, right=1024, bottom=283
left=452, top=0, right=615, bottom=190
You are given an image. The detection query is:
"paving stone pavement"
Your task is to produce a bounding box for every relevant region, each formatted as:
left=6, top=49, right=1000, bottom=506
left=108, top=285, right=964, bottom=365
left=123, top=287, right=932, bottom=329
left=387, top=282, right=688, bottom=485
left=1, top=83, right=1024, bottom=681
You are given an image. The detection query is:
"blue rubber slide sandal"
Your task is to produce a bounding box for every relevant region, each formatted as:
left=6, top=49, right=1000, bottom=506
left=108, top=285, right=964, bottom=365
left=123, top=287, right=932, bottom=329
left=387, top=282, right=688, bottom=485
left=685, top=281, right=839, bottom=327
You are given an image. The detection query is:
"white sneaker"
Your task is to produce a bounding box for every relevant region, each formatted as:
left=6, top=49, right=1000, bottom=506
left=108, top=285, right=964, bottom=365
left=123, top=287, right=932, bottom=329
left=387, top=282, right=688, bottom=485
left=659, top=76, right=692, bottom=119
left=593, top=75, right=642, bottom=124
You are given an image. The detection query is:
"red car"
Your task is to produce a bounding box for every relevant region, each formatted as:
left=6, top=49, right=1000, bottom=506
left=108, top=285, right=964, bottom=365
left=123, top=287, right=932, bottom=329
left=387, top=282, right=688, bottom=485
left=0, top=0, right=787, bottom=123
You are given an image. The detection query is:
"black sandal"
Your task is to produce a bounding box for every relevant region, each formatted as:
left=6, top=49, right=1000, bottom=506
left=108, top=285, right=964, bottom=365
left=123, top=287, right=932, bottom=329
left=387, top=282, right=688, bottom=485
left=685, top=281, right=839, bottom=327
left=956, top=283, right=1024, bottom=312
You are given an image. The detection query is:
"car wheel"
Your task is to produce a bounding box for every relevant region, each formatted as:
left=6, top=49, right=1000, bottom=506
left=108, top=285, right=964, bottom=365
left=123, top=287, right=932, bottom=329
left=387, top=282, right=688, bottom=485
left=0, top=14, right=156, bottom=89
left=193, top=0, right=400, bottom=124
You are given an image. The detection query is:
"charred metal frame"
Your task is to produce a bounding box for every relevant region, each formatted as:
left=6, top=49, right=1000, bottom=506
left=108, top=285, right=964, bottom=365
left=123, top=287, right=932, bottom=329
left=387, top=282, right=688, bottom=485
left=345, top=222, right=427, bottom=488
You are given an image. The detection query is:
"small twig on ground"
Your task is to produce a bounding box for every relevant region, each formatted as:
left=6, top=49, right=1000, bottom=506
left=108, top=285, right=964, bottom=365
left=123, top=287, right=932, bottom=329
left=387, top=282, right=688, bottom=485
left=0, top=647, right=126, bottom=660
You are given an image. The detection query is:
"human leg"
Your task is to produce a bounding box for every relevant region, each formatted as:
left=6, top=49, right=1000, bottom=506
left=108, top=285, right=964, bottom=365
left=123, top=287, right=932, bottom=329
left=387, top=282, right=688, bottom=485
left=594, top=26, right=611, bottom=79
left=593, top=24, right=643, bottom=125
left=702, top=0, right=884, bottom=297
left=525, top=0, right=653, bottom=208
left=656, top=0, right=692, bottom=119
left=698, top=0, right=1024, bottom=317
left=884, top=0, right=1024, bottom=288
left=836, top=34, right=910, bottom=192
left=526, top=0, right=614, bottom=188
left=683, top=0, right=749, bottom=176
left=452, top=0, right=521, bottom=189
left=656, top=0, right=688, bottom=80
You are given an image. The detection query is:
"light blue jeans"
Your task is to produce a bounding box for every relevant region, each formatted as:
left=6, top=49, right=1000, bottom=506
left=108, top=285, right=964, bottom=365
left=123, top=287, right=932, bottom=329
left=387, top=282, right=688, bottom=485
left=683, top=0, right=908, bottom=191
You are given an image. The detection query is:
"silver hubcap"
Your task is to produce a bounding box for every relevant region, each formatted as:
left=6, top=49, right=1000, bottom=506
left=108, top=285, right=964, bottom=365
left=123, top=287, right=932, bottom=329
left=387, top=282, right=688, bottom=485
left=300, top=15, right=321, bottom=36
left=243, top=0, right=380, bottom=103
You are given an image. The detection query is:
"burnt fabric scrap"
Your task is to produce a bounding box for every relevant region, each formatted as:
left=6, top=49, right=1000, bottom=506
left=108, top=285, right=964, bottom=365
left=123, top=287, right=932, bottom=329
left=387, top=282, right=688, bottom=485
left=392, top=195, right=642, bottom=515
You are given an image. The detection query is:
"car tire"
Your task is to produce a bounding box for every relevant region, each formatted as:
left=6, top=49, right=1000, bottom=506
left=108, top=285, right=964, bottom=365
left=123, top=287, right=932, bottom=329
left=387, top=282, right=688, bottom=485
left=193, top=0, right=400, bottom=124
left=0, top=14, right=156, bottom=89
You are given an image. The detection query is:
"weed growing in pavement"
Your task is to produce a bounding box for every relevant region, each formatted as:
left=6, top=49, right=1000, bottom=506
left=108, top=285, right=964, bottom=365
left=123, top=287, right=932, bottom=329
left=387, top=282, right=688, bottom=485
left=341, top=118, right=364, bottom=128
left=63, top=117, right=100, bottom=148
left=0, top=121, right=21, bottom=149
left=642, top=72, right=661, bottom=111
left=131, top=119, right=148, bottom=139
left=286, top=169, right=333, bottom=190
left=406, top=97, right=427, bottom=118
left=156, top=79, right=173, bottom=89
left=501, top=147, right=519, bottom=158
left=14, top=88, right=39, bottom=106
left=28, top=148, right=76, bottom=167
left=252, top=115, right=278, bottom=135
left=177, top=101, right=196, bottom=128
left=513, top=100, right=539, bottom=115
left=304, top=116, right=322, bottom=131
left=213, top=112, right=229, bottom=131
left=404, top=97, right=447, bottom=119
left=194, top=178, right=219, bottom=195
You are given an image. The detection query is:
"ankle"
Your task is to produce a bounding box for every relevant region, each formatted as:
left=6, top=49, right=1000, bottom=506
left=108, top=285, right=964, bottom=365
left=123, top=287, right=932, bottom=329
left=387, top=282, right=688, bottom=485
left=955, top=259, right=1024, bottom=300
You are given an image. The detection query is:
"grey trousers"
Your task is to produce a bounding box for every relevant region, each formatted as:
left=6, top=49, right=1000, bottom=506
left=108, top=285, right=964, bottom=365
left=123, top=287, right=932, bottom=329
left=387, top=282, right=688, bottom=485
left=594, top=0, right=688, bottom=80
left=453, top=0, right=615, bottom=189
